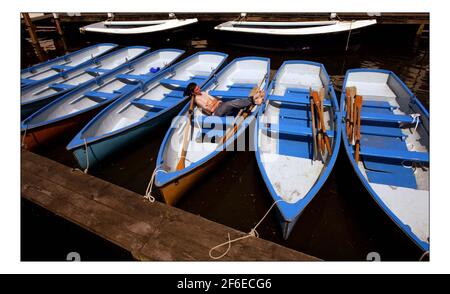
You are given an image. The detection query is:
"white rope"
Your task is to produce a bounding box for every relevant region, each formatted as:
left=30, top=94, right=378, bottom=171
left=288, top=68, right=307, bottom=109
left=21, top=124, right=28, bottom=148
left=345, top=20, right=354, bottom=51
left=410, top=113, right=421, bottom=134
left=83, top=138, right=89, bottom=174
left=144, top=168, right=167, bottom=202
left=209, top=199, right=285, bottom=260
left=419, top=251, right=429, bottom=261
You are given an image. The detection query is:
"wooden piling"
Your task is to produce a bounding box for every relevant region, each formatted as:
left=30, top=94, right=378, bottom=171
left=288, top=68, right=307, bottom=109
left=22, top=13, right=46, bottom=62
left=52, top=13, right=68, bottom=52
left=21, top=150, right=319, bottom=261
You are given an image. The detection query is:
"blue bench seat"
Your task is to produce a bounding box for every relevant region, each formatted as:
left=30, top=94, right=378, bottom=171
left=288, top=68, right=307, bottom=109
left=160, top=75, right=209, bottom=90
left=49, top=83, right=76, bottom=91
left=268, top=93, right=332, bottom=107
left=227, top=83, right=257, bottom=89
left=363, top=100, right=398, bottom=110
left=359, top=146, right=429, bottom=163
left=208, top=89, right=252, bottom=98
left=84, top=91, right=119, bottom=100
left=132, top=99, right=172, bottom=109
left=360, top=125, right=406, bottom=139
left=85, top=67, right=111, bottom=76
left=51, top=65, right=73, bottom=72
left=116, top=74, right=152, bottom=84
left=262, top=122, right=334, bottom=139
left=361, top=112, right=414, bottom=124
left=196, top=116, right=234, bottom=129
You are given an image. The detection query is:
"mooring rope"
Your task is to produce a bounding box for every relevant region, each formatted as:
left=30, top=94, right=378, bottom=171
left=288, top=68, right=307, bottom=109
left=410, top=113, right=421, bottom=134
left=21, top=124, right=28, bottom=148
left=144, top=167, right=167, bottom=202
left=83, top=138, right=89, bottom=174
left=419, top=250, right=429, bottom=261
left=209, top=199, right=286, bottom=260
left=345, top=20, right=354, bottom=51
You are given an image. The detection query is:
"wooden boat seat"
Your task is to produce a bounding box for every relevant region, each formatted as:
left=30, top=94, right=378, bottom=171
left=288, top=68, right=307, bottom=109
left=116, top=74, right=152, bottom=84
left=361, top=112, right=415, bottom=124
left=262, top=121, right=334, bottom=139
left=360, top=146, right=429, bottom=163
left=227, top=83, right=257, bottom=89
left=363, top=100, right=398, bottom=110
left=360, top=125, right=406, bottom=139
left=208, top=89, right=251, bottom=98
left=85, top=67, right=111, bottom=76
left=49, top=83, right=76, bottom=92
left=160, top=75, right=209, bottom=89
left=84, top=91, right=119, bottom=101
left=51, top=64, right=73, bottom=72
left=132, top=99, right=171, bottom=109
left=268, top=93, right=332, bottom=107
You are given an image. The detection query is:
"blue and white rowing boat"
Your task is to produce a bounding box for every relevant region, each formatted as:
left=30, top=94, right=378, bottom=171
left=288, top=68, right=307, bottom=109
left=21, top=43, right=117, bottom=88
left=254, top=60, right=341, bottom=239
left=154, top=56, right=270, bottom=206
left=21, top=46, right=150, bottom=118
left=21, top=49, right=184, bottom=150
left=66, top=51, right=228, bottom=170
left=341, top=69, right=429, bottom=251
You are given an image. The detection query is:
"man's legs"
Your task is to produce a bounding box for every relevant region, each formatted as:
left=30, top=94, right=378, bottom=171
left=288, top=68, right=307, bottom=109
left=214, top=97, right=253, bottom=116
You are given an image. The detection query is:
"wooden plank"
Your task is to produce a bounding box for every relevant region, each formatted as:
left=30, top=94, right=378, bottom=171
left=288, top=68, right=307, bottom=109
left=21, top=150, right=319, bottom=261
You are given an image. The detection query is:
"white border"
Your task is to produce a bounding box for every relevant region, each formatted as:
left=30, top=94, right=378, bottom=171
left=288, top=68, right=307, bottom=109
left=2, top=0, right=449, bottom=274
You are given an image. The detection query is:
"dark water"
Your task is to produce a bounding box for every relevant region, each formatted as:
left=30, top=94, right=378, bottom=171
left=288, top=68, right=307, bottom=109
left=21, top=19, right=429, bottom=261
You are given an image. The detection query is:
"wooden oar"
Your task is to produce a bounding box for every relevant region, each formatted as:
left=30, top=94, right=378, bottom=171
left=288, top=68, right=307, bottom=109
left=221, top=75, right=267, bottom=144
left=354, top=95, right=363, bottom=161
left=312, top=91, right=331, bottom=154
left=345, top=87, right=356, bottom=138
left=309, top=88, right=318, bottom=161
left=348, top=87, right=356, bottom=141
left=175, top=94, right=196, bottom=170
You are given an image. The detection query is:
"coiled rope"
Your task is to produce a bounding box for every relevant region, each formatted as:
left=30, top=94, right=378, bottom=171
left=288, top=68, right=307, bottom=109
left=410, top=113, right=421, bottom=134
left=209, top=199, right=286, bottom=260
left=21, top=124, right=28, bottom=148
left=144, top=167, right=167, bottom=202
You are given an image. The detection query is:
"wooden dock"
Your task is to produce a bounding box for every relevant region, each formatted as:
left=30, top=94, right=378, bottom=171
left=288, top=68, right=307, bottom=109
left=21, top=150, right=319, bottom=261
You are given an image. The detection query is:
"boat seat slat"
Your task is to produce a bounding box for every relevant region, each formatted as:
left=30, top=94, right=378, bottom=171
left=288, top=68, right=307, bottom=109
left=51, top=65, right=73, bottom=72
left=366, top=169, right=417, bottom=189
left=360, top=146, right=429, bottom=163
left=363, top=100, right=398, bottom=109
left=262, top=123, right=334, bottom=139
left=360, top=125, right=406, bottom=138
left=209, top=89, right=251, bottom=98
left=116, top=74, right=152, bottom=84
left=132, top=99, right=171, bottom=109
left=285, top=87, right=310, bottom=94
left=163, top=90, right=185, bottom=99
left=160, top=75, right=208, bottom=90
left=49, top=83, right=76, bottom=91
left=21, top=78, right=36, bottom=86
left=84, top=91, right=119, bottom=100
left=85, top=67, right=111, bottom=76
left=227, top=83, right=257, bottom=89
left=361, top=112, right=414, bottom=124
left=268, top=93, right=332, bottom=107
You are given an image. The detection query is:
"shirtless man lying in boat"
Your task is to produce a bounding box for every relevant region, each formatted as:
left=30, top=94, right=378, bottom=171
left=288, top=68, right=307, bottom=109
left=183, top=82, right=265, bottom=116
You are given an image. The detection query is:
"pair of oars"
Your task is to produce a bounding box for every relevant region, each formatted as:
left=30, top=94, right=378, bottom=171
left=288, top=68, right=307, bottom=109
left=345, top=86, right=363, bottom=161
left=310, top=88, right=331, bottom=162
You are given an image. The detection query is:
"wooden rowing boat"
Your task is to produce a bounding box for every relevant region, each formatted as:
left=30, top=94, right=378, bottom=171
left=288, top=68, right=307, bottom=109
left=154, top=56, right=270, bottom=206
left=341, top=69, right=429, bottom=251
left=21, top=49, right=184, bottom=150
left=255, top=60, right=341, bottom=239
left=66, top=51, right=228, bottom=170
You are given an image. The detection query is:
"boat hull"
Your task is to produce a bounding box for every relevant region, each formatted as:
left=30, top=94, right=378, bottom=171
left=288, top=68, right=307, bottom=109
left=21, top=93, right=65, bottom=119
left=72, top=99, right=187, bottom=170
left=22, top=105, right=108, bottom=151
left=159, top=150, right=227, bottom=206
